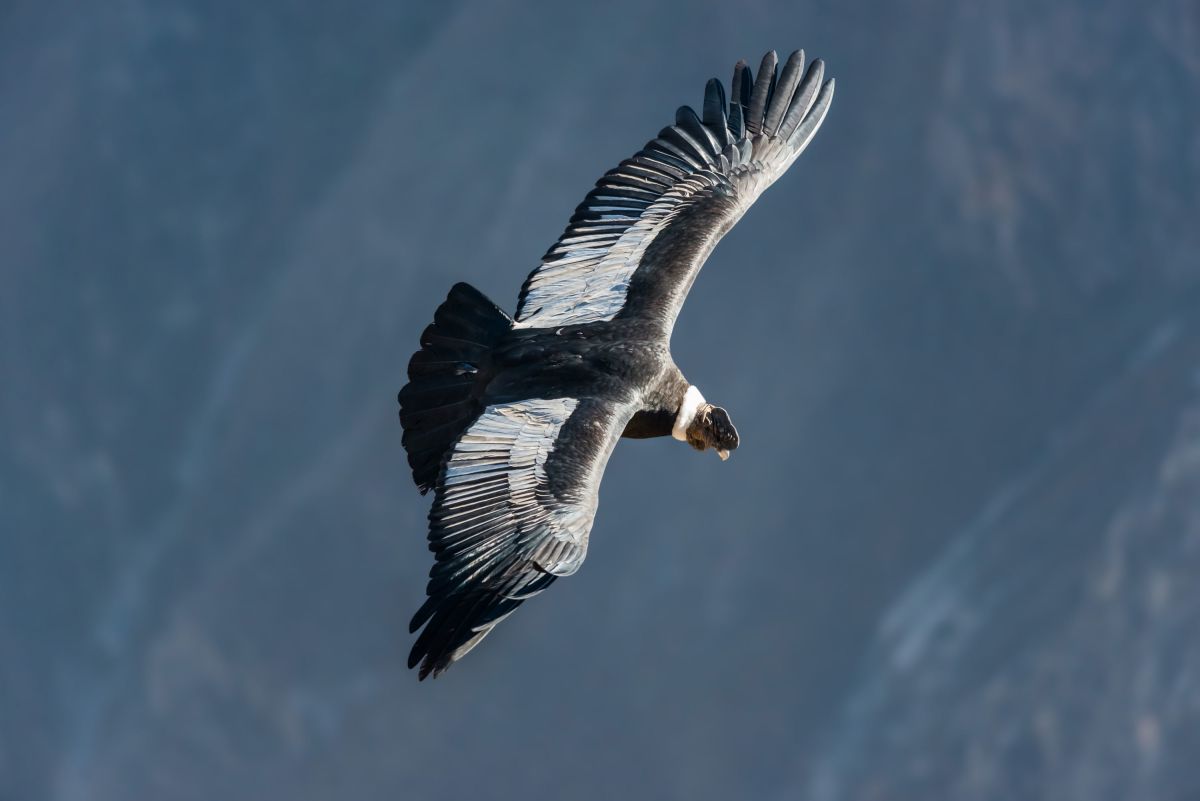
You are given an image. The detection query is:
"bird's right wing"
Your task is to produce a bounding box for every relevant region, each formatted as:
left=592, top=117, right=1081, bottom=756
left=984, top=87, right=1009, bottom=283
left=515, top=49, right=834, bottom=335
left=408, top=396, right=634, bottom=679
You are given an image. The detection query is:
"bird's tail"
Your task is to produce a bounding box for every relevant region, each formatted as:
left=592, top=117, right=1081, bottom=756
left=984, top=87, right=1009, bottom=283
left=398, top=282, right=512, bottom=493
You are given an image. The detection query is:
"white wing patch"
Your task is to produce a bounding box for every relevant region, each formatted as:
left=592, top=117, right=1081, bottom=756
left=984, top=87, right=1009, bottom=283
left=515, top=50, right=835, bottom=330
left=441, top=397, right=591, bottom=576
left=409, top=396, right=634, bottom=678
left=516, top=172, right=738, bottom=328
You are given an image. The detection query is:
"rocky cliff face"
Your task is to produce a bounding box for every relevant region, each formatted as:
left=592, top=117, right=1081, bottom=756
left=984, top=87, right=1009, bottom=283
left=805, top=324, right=1200, bottom=801
left=2, top=1, right=1197, bottom=799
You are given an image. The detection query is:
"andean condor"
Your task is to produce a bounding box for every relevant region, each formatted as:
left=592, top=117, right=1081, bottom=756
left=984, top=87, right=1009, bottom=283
left=399, top=49, right=835, bottom=679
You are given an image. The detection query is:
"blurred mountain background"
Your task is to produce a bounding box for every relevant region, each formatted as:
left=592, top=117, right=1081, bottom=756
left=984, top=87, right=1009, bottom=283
left=3, top=1, right=1199, bottom=799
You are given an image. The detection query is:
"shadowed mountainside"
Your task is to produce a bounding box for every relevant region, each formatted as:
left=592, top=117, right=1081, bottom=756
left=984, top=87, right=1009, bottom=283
left=2, top=1, right=1198, bottom=799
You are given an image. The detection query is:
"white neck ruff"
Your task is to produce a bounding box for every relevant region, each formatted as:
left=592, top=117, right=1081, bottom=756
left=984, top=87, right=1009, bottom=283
left=672, top=385, right=706, bottom=442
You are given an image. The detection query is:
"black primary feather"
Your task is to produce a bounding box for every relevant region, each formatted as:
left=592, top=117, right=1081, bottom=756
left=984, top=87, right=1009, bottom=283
left=765, top=49, right=805, bottom=135
left=702, top=77, right=728, bottom=149
left=780, top=58, right=825, bottom=140
left=731, top=59, right=752, bottom=121
left=746, top=50, right=778, bottom=134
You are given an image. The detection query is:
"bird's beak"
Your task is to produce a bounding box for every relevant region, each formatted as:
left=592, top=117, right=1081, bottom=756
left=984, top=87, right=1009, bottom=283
left=716, top=449, right=730, bottom=461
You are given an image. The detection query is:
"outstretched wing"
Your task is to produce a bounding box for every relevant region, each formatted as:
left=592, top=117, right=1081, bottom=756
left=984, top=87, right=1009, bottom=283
left=408, top=396, right=632, bottom=679
left=515, top=49, right=834, bottom=333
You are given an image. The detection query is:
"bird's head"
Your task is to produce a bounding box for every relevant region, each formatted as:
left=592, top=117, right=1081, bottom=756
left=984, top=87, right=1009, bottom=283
left=685, top=403, right=740, bottom=461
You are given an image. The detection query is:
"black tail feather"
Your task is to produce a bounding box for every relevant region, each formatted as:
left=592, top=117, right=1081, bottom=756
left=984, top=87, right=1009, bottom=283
left=399, top=283, right=511, bottom=493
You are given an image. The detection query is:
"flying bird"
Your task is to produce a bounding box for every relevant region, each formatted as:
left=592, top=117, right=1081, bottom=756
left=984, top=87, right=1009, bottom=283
left=399, top=49, right=834, bottom=679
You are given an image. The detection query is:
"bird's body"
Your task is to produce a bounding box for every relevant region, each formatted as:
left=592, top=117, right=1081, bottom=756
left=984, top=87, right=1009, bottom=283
left=494, top=320, right=673, bottom=410
left=399, top=49, right=835, bottom=678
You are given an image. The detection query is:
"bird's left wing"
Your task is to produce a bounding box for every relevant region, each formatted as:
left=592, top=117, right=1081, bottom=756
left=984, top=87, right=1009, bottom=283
left=515, top=49, right=834, bottom=334
left=408, top=395, right=633, bottom=679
